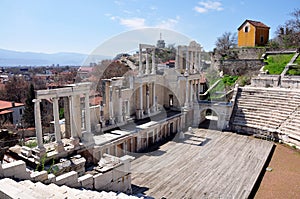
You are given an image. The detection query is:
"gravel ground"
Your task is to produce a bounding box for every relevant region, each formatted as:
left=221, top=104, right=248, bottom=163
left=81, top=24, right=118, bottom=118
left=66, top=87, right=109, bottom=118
left=255, top=143, right=300, bottom=199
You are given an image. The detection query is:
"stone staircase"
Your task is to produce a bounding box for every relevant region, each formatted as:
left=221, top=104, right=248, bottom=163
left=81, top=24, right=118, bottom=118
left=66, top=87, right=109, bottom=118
left=0, top=178, right=142, bottom=199
left=231, top=87, right=300, bottom=142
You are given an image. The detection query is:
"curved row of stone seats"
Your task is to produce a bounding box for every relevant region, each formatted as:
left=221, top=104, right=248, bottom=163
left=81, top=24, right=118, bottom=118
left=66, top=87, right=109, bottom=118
left=0, top=178, right=141, bottom=199
left=231, top=87, right=300, bottom=135
left=279, top=109, right=300, bottom=146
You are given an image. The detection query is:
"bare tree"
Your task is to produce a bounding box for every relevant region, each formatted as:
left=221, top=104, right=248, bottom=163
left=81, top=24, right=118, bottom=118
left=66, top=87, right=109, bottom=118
left=215, top=32, right=237, bottom=59
left=275, top=8, right=300, bottom=48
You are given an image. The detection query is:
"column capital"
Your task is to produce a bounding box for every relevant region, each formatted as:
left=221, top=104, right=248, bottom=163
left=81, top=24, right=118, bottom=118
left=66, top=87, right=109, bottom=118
left=32, top=99, right=41, bottom=103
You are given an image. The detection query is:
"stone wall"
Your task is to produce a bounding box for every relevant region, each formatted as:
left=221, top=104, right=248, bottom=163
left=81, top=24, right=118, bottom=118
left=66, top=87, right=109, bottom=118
left=281, top=76, right=300, bottom=89
left=235, top=48, right=266, bottom=59
left=210, top=47, right=266, bottom=76
left=219, top=59, right=263, bottom=76
left=251, top=75, right=280, bottom=87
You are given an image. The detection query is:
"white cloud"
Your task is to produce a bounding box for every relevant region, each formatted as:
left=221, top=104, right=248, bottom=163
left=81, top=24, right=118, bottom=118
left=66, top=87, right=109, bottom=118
left=194, top=1, right=223, bottom=13
left=156, top=17, right=179, bottom=30
left=110, top=16, right=117, bottom=21
left=150, top=6, right=157, bottom=10
left=123, top=10, right=132, bottom=15
left=119, top=17, right=146, bottom=29
left=194, top=6, right=208, bottom=13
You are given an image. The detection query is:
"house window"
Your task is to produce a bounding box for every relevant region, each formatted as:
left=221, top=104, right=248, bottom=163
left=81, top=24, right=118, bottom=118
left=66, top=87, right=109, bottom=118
left=19, top=109, right=23, bottom=115
left=244, top=26, right=249, bottom=33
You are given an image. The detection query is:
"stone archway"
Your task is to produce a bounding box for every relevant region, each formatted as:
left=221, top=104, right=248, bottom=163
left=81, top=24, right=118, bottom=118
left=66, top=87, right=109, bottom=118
left=198, top=108, right=220, bottom=130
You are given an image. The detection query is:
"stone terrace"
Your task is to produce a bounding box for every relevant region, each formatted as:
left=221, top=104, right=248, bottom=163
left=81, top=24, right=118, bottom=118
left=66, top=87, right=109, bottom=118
left=231, top=87, right=300, bottom=136
left=131, top=129, right=273, bottom=198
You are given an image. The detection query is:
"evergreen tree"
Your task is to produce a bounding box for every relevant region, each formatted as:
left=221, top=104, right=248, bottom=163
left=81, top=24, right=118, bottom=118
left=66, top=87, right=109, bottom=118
left=23, top=84, right=35, bottom=127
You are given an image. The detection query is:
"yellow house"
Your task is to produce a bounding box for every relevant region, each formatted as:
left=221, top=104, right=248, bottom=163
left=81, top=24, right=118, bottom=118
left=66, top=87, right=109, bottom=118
left=237, top=20, right=270, bottom=47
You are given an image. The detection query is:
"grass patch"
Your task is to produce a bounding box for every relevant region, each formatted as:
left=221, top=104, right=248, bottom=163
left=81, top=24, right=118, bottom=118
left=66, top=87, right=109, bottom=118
left=25, top=140, right=38, bottom=148
left=264, top=54, right=294, bottom=74
left=207, top=75, right=238, bottom=101
left=287, top=55, right=300, bottom=75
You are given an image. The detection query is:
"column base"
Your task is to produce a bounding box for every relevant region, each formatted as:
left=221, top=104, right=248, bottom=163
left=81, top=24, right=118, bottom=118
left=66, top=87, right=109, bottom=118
left=151, top=106, right=155, bottom=113
left=32, top=146, right=46, bottom=160
left=117, top=115, right=124, bottom=123
left=109, top=117, right=116, bottom=125
left=179, top=131, right=185, bottom=139
left=82, top=131, right=95, bottom=147
left=145, top=108, right=151, bottom=115
left=70, top=137, right=80, bottom=147
left=184, top=103, right=190, bottom=109
left=55, top=141, right=64, bottom=152
left=136, top=109, right=144, bottom=119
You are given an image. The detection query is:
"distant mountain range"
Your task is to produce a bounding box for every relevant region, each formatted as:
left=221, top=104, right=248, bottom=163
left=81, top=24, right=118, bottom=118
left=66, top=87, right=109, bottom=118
left=0, top=48, right=111, bottom=66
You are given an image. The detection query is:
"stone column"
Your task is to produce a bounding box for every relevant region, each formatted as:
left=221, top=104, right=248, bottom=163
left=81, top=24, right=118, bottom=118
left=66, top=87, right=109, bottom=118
left=145, top=51, right=150, bottom=75
left=33, top=99, right=45, bottom=153
left=146, top=84, right=150, bottom=114
left=194, top=82, right=197, bottom=101
left=63, top=97, right=71, bottom=138
left=152, top=82, right=156, bottom=112
left=109, top=86, right=114, bottom=124
left=118, top=87, right=123, bottom=123
left=84, top=93, right=91, bottom=133
left=185, top=48, right=189, bottom=73
left=138, top=44, right=143, bottom=76
left=190, top=51, right=193, bottom=73
left=140, top=84, right=143, bottom=110
left=151, top=49, right=156, bottom=75
left=137, top=84, right=144, bottom=119
left=190, top=80, right=193, bottom=106
left=175, top=46, right=180, bottom=70
left=69, top=96, right=79, bottom=146
left=184, top=78, right=189, bottom=108
left=198, top=51, right=201, bottom=71
left=52, top=97, right=64, bottom=152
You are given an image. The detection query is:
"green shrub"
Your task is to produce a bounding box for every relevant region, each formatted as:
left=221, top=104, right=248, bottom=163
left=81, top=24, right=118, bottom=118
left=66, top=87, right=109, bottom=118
left=25, top=140, right=37, bottom=148
left=222, top=75, right=238, bottom=86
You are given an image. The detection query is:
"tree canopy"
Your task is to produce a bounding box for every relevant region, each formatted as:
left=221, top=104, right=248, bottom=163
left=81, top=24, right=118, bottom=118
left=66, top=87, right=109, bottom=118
left=274, top=8, right=300, bottom=48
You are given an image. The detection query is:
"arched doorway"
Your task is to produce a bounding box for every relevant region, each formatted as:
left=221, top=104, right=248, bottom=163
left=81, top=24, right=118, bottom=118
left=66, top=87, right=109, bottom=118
left=198, top=108, right=219, bottom=130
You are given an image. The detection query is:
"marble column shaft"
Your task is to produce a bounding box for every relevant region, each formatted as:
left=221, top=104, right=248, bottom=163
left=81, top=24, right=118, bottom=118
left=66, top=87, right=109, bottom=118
left=52, top=97, right=62, bottom=143
left=84, top=93, right=91, bottom=133
left=33, top=99, right=45, bottom=150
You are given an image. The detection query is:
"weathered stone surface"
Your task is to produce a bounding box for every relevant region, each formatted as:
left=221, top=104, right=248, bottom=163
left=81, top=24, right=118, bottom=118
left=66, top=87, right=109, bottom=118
left=78, top=173, right=93, bottom=190
left=55, top=170, right=78, bottom=187
left=93, top=171, right=113, bottom=191
left=2, top=160, right=30, bottom=180
left=30, top=170, right=48, bottom=182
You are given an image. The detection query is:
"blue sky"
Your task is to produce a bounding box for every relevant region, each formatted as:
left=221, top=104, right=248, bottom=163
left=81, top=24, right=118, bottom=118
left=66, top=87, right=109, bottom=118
left=0, top=0, right=299, bottom=55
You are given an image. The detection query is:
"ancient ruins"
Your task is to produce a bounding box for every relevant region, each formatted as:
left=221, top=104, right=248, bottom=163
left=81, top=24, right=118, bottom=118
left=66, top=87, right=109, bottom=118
left=0, top=40, right=300, bottom=198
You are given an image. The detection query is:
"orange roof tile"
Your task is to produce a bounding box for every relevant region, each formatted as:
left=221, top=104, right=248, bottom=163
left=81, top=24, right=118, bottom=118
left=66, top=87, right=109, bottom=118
left=0, top=100, right=24, bottom=110
left=0, top=110, right=13, bottom=115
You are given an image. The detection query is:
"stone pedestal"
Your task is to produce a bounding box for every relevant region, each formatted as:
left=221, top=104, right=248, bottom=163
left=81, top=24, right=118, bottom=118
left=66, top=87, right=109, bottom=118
left=179, top=131, right=185, bottom=139
left=82, top=131, right=95, bottom=146
left=55, top=142, right=65, bottom=153
left=70, top=137, right=80, bottom=147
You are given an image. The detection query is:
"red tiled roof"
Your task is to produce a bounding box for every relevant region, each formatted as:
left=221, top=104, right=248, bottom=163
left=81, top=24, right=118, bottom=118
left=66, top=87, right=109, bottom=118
left=238, top=20, right=270, bottom=30
left=0, top=100, right=24, bottom=110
